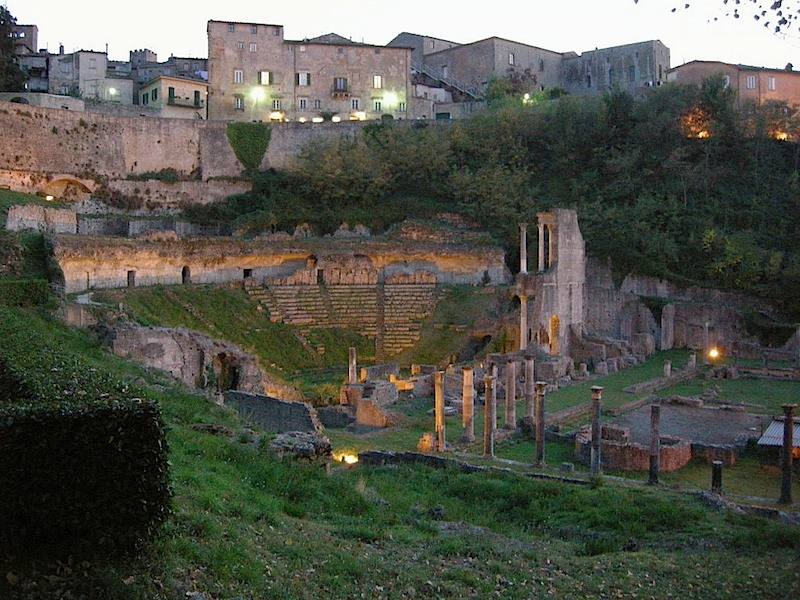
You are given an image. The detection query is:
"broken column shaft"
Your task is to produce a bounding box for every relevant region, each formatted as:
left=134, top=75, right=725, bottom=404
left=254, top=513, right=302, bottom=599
left=348, top=347, right=357, bottom=385
left=519, top=223, right=528, bottom=275
left=711, top=460, right=723, bottom=494
left=649, top=402, right=661, bottom=485
left=504, top=360, right=517, bottom=430
left=434, top=371, right=446, bottom=452
left=534, top=381, right=547, bottom=466
left=780, top=404, right=796, bottom=504
left=462, top=368, right=475, bottom=443
left=490, top=363, right=498, bottom=431
left=524, top=356, right=535, bottom=421
left=483, top=375, right=495, bottom=457
left=590, top=386, right=603, bottom=476
left=519, top=294, right=528, bottom=352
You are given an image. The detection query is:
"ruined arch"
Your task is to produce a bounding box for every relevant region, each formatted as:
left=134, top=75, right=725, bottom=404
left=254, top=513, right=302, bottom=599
left=40, top=175, right=95, bottom=201
left=181, top=265, right=191, bottom=284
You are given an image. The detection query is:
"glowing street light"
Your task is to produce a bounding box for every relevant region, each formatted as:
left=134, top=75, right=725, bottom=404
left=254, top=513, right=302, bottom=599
left=708, top=347, right=721, bottom=361
left=383, top=90, right=399, bottom=108
left=250, top=87, right=266, bottom=102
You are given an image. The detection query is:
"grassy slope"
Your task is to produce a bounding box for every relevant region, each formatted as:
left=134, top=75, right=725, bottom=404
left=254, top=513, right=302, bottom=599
left=2, top=308, right=799, bottom=600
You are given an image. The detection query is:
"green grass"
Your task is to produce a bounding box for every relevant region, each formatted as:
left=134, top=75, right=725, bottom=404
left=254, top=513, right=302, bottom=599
left=0, top=188, right=68, bottom=227
left=2, top=307, right=799, bottom=599
left=658, top=376, right=800, bottom=415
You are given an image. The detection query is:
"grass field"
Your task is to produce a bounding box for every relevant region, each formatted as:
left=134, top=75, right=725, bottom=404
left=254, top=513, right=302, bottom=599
left=658, top=376, right=799, bottom=415
left=2, top=308, right=799, bottom=600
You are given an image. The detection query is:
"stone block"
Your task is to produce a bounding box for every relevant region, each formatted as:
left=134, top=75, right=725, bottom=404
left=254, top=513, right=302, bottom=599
left=224, top=391, right=323, bottom=433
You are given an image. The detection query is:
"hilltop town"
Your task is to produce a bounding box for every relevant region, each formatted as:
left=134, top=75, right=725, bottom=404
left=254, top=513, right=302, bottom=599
left=1, top=6, right=800, bottom=600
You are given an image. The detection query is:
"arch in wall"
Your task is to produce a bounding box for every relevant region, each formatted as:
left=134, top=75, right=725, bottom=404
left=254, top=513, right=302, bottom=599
left=8, top=97, right=30, bottom=104
left=549, top=314, right=560, bottom=356
left=40, top=175, right=95, bottom=201
left=213, top=352, right=240, bottom=393
left=181, top=265, right=191, bottom=284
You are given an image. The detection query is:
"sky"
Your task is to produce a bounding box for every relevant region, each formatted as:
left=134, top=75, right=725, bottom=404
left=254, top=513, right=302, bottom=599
left=6, top=0, right=799, bottom=67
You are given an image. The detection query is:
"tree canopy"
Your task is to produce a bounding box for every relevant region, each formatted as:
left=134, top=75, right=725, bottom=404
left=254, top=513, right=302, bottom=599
left=0, top=6, right=27, bottom=92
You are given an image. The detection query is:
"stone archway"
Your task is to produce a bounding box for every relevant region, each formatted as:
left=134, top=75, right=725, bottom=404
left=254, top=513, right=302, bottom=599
left=181, top=265, right=191, bottom=285
left=549, top=314, right=560, bottom=356
left=40, top=175, right=95, bottom=201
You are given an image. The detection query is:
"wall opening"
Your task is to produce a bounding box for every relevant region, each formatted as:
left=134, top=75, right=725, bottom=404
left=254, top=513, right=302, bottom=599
left=543, top=226, right=551, bottom=270
left=213, top=352, right=240, bottom=393
left=127, top=270, right=136, bottom=288
left=9, top=97, right=29, bottom=104
left=316, top=268, right=324, bottom=285
left=182, top=265, right=191, bottom=284
left=549, top=314, right=560, bottom=355
left=243, top=268, right=253, bottom=280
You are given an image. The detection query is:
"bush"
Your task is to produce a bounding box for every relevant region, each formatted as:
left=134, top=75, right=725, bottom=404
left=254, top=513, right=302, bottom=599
left=227, top=122, right=272, bottom=172
left=0, top=278, right=50, bottom=307
left=0, top=308, right=170, bottom=553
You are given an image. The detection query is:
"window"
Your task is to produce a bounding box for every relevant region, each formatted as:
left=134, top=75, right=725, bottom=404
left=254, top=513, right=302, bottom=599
left=299, top=98, right=307, bottom=109
left=609, top=67, right=616, bottom=84
left=194, top=90, right=201, bottom=106
left=337, top=47, right=344, bottom=54
left=88, top=57, right=97, bottom=69
left=152, top=88, right=158, bottom=101
left=299, top=45, right=306, bottom=52
left=260, top=71, right=272, bottom=85
left=234, top=95, right=244, bottom=110
left=234, top=69, right=244, bottom=84
left=228, top=23, right=235, bottom=32
left=586, top=74, right=592, bottom=88
left=399, top=101, right=406, bottom=112
left=628, top=65, right=635, bottom=82
left=746, top=75, right=757, bottom=89
left=272, top=99, right=281, bottom=110
left=167, top=87, right=174, bottom=101
left=508, top=52, right=515, bottom=66
left=351, top=98, right=359, bottom=110
left=249, top=42, right=257, bottom=52
left=723, top=75, right=731, bottom=88
left=273, top=26, right=280, bottom=36
left=539, top=58, right=545, bottom=72
left=374, top=100, right=382, bottom=112
left=237, top=41, right=245, bottom=50
left=251, top=24, right=258, bottom=34
left=296, top=72, right=310, bottom=86
left=334, top=77, right=348, bottom=91
left=373, top=74, right=383, bottom=89
left=768, top=76, right=776, bottom=91
left=142, top=93, right=149, bottom=105
left=313, top=99, right=321, bottom=109
left=442, top=65, right=448, bottom=79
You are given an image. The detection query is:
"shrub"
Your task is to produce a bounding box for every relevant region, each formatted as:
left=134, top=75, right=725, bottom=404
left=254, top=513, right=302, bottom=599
left=0, top=278, right=50, bottom=307
left=226, top=122, right=272, bottom=172
left=0, top=308, right=171, bottom=553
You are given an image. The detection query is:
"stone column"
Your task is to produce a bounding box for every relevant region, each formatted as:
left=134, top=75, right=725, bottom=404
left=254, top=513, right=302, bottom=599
left=703, top=321, right=710, bottom=365
left=711, top=461, right=723, bottom=494
left=590, top=386, right=603, bottom=476
left=780, top=404, right=796, bottom=504
left=434, top=371, right=446, bottom=452
left=519, top=223, right=528, bottom=274
left=649, top=402, right=661, bottom=485
left=483, top=375, right=495, bottom=457
left=547, top=225, right=554, bottom=269
left=519, top=294, right=528, bottom=351
left=461, top=368, right=475, bottom=443
left=348, top=347, right=357, bottom=385
left=504, top=360, right=517, bottom=430
left=537, top=223, right=545, bottom=272
left=663, top=360, right=672, bottom=378
left=687, top=353, right=697, bottom=370
left=534, top=381, right=547, bottom=466
left=796, top=325, right=800, bottom=368
left=524, top=356, right=535, bottom=421
left=490, top=363, right=498, bottom=431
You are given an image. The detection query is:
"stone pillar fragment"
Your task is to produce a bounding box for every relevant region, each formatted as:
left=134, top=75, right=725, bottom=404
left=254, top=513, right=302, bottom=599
left=649, top=402, right=661, bottom=485
left=483, top=375, right=495, bottom=457
left=348, top=347, right=357, bottom=385
left=780, top=404, right=796, bottom=504
left=590, top=386, right=603, bottom=476
left=660, top=304, right=675, bottom=351
left=462, top=368, right=475, bottom=443
left=504, top=360, right=517, bottom=430
left=534, top=381, right=547, bottom=466
left=434, top=371, right=445, bottom=452
left=524, top=356, right=535, bottom=420
left=519, top=223, right=528, bottom=274
left=537, top=223, right=545, bottom=272
left=519, top=294, right=528, bottom=351
left=687, top=353, right=697, bottom=370
left=711, top=460, right=723, bottom=494
left=663, top=360, right=672, bottom=378
left=490, top=363, right=498, bottom=431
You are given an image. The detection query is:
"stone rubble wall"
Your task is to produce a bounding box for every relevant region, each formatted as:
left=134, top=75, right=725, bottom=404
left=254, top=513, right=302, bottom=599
left=224, top=391, right=323, bottom=433
left=6, top=204, right=77, bottom=234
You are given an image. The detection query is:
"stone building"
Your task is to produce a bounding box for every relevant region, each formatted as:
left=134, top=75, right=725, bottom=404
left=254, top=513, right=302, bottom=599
left=669, top=60, right=800, bottom=108
left=561, top=40, right=670, bottom=96
left=10, top=23, right=38, bottom=55
left=139, top=75, right=208, bottom=119
left=47, top=50, right=133, bottom=104
left=11, top=23, right=50, bottom=93
left=207, top=20, right=412, bottom=122
left=129, top=51, right=208, bottom=105
left=387, top=32, right=461, bottom=64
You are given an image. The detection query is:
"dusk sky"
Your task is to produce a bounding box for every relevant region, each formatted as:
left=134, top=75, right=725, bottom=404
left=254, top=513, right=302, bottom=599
left=7, top=0, right=799, bottom=68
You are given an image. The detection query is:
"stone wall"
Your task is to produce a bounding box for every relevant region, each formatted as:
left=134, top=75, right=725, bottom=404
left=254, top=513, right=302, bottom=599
left=6, top=204, right=77, bottom=234
left=223, top=391, right=323, bottom=433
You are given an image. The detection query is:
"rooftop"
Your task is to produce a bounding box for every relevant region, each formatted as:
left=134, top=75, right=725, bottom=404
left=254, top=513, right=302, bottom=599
left=758, top=418, right=800, bottom=447
left=671, top=59, right=798, bottom=75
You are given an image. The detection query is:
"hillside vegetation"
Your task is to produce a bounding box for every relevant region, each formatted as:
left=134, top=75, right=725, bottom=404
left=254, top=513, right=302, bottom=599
left=186, top=78, right=800, bottom=320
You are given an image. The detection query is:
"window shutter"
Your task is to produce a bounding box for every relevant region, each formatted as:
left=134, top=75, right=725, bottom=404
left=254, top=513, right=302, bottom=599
left=295, top=73, right=300, bottom=86
left=269, top=71, right=274, bottom=85
left=307, top=73, right=311, bottom=86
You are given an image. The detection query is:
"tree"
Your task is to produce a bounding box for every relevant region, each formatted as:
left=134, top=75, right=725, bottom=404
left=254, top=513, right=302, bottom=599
left=0, top=6, right=27, bottom=92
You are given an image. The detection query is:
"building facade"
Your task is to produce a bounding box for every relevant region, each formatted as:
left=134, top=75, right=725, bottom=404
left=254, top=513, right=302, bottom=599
left=139, top=75, right=208, bottom=119
left=47, top=51, right=133, bottom=104
left=207, top=20, right=412, bottom=122
left=387, top=32, right=461, bottom=64
left=669, top=60, right=800, bottom=108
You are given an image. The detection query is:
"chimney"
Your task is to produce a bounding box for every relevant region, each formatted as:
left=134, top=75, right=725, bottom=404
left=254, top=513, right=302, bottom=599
left=59, top=43, right=64, bottom=55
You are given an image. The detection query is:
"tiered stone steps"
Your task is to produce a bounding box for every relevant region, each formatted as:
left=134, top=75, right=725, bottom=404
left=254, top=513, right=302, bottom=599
left=382, top=284, right=439, bottom=356
left=245, top=285, right=282, bottom=323
left=269, top=285, right=329, bottom=328
left=326, top=285, right=380, bottom=337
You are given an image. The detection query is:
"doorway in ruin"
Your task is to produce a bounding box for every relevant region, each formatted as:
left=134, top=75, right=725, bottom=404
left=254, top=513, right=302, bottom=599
left=243, top=268, right=253, bottom=280
left=127, top=270, right=136, bottom=288
left=549, top=314, right=560, bottom=355
left=182, top=265, right=191, bottom=284
left=213, top=352, right=240, bottom=393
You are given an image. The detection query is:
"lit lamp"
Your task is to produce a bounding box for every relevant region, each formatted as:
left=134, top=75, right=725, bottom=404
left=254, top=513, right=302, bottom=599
left=45, top=195, right=54, bottom=201
left=383, top=91, right=399, bottom=108
left=331, top=115, right=341, bottom=123
left=333, top=451, right=358, bottom=465
left=708, top=347, right=721, bottom=361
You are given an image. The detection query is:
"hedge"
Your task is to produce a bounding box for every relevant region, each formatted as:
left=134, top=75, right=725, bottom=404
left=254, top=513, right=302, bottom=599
left=226, top=121, right=271, bottom=171
left=0, top=278, right=50, bottom=307
left=0, top=308, right=171, bottom=553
